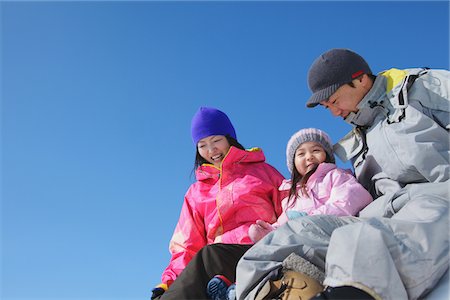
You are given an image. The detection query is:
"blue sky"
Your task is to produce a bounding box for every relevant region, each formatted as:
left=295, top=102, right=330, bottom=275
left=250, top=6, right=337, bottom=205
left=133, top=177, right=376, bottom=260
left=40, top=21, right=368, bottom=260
left=1, top=1, right=448, bottom=300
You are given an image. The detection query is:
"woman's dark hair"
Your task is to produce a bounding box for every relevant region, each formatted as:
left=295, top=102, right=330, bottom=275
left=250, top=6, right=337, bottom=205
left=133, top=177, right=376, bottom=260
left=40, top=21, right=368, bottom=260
left=193, top=135, right=245, bottom=170
left=286, top=152, right=335, bottom=208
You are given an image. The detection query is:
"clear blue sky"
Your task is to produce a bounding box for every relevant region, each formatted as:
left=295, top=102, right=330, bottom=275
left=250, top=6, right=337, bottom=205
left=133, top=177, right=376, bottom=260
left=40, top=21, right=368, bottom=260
left=1, top=1, right=448, bottom=300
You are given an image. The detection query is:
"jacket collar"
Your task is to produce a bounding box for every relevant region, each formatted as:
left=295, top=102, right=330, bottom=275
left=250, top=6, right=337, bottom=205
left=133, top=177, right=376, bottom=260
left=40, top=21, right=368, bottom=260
left=344, top=76, right=389, bottom=127
left=195, top=147, right=266, bottom=181
left=279, top=163, right=337, bottom=191
left=344, top=68, right=413, bottom=127
left=335, top=68, right=420, bottom=162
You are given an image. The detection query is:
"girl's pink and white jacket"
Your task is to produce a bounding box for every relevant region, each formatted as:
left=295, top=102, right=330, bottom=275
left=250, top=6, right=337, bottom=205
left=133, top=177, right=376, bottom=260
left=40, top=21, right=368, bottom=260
left=275, top=162, right=373, bottom=227
left=161, top=146, right=284, bottom=286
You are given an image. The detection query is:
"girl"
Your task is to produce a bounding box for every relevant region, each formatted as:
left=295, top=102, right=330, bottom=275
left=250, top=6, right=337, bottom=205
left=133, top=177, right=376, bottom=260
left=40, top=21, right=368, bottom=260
left=207, top=128, right=372, bottom=300
left=151, top=107, right=284, bottom=300
left=248, top=127, right=373, bottom=242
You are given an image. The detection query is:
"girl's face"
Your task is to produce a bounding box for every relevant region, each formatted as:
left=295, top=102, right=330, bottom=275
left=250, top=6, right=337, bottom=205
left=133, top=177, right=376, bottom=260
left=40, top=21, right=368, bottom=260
left=197, top=135, right=231, bottom=168
left=294, top=141, right=327, bottom=176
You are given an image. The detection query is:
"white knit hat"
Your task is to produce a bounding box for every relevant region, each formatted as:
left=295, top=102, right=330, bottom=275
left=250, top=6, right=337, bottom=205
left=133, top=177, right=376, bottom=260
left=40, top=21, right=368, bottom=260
left=286, top=128, right=335, bottom=173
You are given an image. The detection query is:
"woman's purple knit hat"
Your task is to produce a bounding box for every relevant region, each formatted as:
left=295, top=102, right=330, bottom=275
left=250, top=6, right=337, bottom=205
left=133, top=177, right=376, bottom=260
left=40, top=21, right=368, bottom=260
left=191, top=107, right=237, bottom=145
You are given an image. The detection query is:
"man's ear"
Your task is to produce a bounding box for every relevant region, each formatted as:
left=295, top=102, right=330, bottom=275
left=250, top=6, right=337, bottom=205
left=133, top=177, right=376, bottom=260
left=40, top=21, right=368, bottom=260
left=360, top=74, right=372, bottom=87
left=353, top=74, right=371, bottom=90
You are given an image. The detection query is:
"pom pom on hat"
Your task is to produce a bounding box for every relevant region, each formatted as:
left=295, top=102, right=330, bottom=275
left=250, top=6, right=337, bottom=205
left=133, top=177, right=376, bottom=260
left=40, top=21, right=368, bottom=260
left=191, top=107, right=237, bottom=145
left=286, top=128, right=335, bottom=173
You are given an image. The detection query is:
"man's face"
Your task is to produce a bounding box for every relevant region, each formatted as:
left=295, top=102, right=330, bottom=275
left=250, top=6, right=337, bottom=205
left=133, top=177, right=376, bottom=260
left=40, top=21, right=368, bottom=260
left=319, top=75, right=371, bottom=119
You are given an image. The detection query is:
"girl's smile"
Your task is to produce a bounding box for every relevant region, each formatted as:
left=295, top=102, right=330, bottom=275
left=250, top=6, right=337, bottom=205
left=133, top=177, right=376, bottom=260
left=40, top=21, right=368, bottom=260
left=294, top=141, right=327, bottom=176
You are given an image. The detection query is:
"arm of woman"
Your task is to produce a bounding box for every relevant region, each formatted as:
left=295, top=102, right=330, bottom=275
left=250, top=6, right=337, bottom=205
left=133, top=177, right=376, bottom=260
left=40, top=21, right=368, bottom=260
left=265, top=164, right=286, bottom=218
left=160, top=187, right=207, bottom=287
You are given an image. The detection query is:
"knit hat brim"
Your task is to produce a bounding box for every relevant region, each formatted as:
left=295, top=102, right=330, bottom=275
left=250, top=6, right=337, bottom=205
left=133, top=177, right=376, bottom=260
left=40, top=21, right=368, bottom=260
left=306, top=82, right=343, bottom=108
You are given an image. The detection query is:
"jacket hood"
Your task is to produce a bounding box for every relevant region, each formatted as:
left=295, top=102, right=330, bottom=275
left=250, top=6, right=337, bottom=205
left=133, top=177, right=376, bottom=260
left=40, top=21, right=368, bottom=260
left=344, top=75, right=389, bottom=127
left=195, top=146, right=266, bottom=181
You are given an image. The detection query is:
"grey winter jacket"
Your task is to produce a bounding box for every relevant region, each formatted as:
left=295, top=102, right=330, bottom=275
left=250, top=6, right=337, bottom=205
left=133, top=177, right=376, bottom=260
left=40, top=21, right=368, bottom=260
left=235, top=68, right=450, bottom=300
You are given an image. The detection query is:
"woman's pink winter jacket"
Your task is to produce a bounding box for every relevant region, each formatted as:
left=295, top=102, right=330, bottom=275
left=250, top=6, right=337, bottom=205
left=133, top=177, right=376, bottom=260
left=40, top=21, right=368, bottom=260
left=275, top=163, right=373, bottom=227
left=161, top=146, right=284, bottom=286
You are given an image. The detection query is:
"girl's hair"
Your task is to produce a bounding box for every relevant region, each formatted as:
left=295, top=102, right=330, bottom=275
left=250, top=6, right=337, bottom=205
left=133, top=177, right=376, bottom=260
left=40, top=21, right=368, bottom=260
left=286, top=151, right=335, bottom=208
left=193, top=135, right=245, bottom=170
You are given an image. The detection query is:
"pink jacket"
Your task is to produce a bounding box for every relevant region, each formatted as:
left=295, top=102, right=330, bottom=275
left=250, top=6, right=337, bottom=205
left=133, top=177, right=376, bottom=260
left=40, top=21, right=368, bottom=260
left=161, top=147, right=284, bottom=286
left=275, top=163, right=373, bottom=227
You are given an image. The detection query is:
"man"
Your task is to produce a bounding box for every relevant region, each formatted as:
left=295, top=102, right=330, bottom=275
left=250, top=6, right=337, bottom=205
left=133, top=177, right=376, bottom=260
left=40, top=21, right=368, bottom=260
left=235, top=49, right=449, bottom=300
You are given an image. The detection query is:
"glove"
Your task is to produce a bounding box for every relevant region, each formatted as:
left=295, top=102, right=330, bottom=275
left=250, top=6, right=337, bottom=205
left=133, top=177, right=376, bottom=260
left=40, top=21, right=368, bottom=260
left=248, top=220, right=274, bottom=243
left=151, top=283, right=168, bottom=300
left=151, top=288, right=165, bottom=300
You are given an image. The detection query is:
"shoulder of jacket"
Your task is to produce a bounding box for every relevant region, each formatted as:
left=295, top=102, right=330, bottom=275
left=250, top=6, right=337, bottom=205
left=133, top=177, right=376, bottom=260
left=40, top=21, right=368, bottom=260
left=378, top=68, right=426, bottom=94
left=230, top=146, right=266, bottom=164
left=327, top=167, right=355, bottom=180
left=308, top=163, right=338, bottom=182
left=279, top=179, right=293, bottom=191
left=246, top=147, right=262, bottom=152
left=333, top=128, right=365, bottom=163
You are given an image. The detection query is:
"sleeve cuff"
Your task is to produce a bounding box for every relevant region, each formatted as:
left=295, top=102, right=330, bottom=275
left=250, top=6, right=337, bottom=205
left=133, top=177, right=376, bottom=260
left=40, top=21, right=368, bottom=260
left=156, top=283, right=169, bottom=291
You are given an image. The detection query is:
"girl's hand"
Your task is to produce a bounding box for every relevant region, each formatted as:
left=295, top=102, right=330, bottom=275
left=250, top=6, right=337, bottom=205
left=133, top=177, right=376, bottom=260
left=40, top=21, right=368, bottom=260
left=249, top=220, right=274, bottom=243
left=255, top=219, right=273, bottom=229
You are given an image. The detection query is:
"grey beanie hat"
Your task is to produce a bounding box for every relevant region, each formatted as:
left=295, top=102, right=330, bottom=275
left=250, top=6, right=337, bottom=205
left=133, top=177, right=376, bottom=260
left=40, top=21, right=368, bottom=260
left=306, top=48, right=372, bottom=108
left=286, top=128, right=335, bottom=173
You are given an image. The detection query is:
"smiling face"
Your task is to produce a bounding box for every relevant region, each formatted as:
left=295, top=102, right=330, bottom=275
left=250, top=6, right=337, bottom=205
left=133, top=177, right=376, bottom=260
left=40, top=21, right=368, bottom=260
left=294, top=141, right=327, bottom=176
left=197, top=135, right=231, bottom=168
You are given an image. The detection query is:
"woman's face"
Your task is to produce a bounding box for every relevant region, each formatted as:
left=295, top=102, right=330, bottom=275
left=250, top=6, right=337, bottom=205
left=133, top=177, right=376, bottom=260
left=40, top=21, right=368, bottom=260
left=197, top=135, right=231, bottom=168
left=294, top=141, right=327, bottom=176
